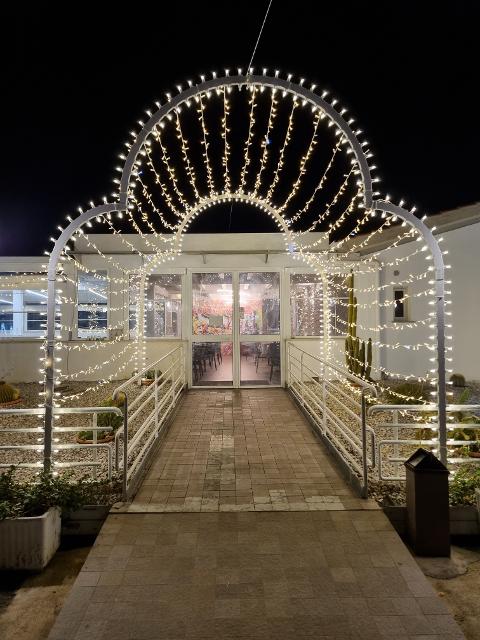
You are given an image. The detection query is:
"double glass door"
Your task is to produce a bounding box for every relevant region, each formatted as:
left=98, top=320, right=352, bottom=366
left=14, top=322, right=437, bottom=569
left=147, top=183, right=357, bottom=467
left=190, top=271, right=281, bottom=387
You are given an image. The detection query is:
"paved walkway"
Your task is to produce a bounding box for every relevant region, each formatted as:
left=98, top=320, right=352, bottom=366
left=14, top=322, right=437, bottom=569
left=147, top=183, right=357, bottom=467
left=124, top=389, right=372, bottom=512
left=48, top=390, right=465, bottom=640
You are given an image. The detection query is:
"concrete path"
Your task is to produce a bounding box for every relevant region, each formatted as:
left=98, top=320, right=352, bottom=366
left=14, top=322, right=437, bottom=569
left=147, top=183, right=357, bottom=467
left=48, top=390, right=465, bottom=639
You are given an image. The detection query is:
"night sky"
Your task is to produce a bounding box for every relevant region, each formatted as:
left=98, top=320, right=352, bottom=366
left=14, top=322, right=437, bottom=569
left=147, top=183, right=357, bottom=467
left=2, top=1, right=479, bottom=256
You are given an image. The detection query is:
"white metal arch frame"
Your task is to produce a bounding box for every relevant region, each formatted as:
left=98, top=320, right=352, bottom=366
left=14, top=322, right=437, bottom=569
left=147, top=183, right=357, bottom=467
left=43, top=72, right=447, bottom=471
left=118, top=74, right=374, bottom=209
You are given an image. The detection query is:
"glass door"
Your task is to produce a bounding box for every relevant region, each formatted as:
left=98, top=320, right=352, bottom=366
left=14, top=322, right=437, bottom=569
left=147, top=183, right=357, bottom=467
left=238, top=272, right=281, bottom=386
left=190, top=270, right=281, bottom=388
left=191, top=272, right=233, bottom=386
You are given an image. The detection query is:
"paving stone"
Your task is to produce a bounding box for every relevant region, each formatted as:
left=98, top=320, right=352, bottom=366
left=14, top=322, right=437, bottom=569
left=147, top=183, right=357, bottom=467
left=47, top=390, right=465, bottom=640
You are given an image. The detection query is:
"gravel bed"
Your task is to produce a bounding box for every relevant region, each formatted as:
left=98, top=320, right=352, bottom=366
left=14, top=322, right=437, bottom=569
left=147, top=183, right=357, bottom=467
left=2, top=378, right=478, bottom=506
left=0, top=379, right=177, bottom=484
left=294, top=379, right=480, bottom=505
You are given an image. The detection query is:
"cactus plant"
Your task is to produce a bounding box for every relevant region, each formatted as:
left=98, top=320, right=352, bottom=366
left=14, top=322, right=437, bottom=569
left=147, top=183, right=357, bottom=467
left=77, top=394, right=125, bottom=442
left=343, top=273, right=373, bottom=380
left=0, top=382, right=20, bottom=405
left=450, top=373, right=466, bottom=388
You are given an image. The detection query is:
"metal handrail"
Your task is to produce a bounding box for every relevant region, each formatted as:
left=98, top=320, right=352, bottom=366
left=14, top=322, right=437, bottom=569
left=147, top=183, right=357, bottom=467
left=113, top=343, right=186, bottom=499
left=0, top=406, right=123, bottom=479
left=368, top=404, right=480, bottom=414
left=286, top=341, right=377, bottom=497
left=367, top=403, right=480, bottom=480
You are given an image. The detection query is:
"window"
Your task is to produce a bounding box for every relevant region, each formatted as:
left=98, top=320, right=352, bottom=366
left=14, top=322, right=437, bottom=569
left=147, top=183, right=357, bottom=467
left=192, top=273, right=232, bottom=335
left=239, top=272, right=280, bottom=335
left=290, top=273, right=349, bottom=337
left=0, top=291, right=13, bottom=335
left=77, top=271, right=108, bottom=339
left=290, top=273, right=324, bottom=336
left=129, top=273, right=182, bottom=338
left=393, top=288, right=407, bottom=321
left=0, top=289, right=60, bottom=337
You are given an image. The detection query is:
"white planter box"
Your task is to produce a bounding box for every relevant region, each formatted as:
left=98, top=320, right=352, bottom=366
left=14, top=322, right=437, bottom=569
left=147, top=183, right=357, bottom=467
left=0, top=506, right=61, bottom=570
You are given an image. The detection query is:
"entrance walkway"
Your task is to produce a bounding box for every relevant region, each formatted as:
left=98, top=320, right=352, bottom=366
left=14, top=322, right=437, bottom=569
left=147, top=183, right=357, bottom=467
left=48, top=391, right=465, bottom=640
left=126, top=389, right=369, bottom=512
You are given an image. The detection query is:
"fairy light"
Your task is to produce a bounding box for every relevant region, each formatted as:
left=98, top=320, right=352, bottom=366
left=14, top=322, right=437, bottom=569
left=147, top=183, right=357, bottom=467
left=197, top=92, right=216, bottom=196
left=174, top=108, right=200, bottom=201
left=238, top=84, right=258, bottom=193
left=11, top=72, right=447, bottom=467
left=265, top=96, right=298, bottom=202
left=221, top=86, right=232, bottom=193
left=279, top=110, right=322, bottom=213
left=152, top=124, right=189, bottom=210
left=253, top=88, right=278, bottom=196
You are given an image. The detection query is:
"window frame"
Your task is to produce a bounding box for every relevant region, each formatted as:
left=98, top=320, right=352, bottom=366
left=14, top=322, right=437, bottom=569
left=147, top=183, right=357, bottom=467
left=129, top=270, right=184, bottom=341
left=76, top=269, right=109, bottom=340
left=393, top=287, right=408, bottom=322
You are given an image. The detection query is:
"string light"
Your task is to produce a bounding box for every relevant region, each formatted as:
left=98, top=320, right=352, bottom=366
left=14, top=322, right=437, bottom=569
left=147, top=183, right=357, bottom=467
left=13, top=72, right=448, bottom=470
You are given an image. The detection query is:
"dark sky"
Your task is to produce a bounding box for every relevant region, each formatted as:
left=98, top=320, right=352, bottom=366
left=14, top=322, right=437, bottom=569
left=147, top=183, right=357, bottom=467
left=2, top=1, right=479, bottom=255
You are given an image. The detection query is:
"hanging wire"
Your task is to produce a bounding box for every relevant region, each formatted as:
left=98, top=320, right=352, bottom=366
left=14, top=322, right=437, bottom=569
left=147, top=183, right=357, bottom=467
left=246, top=0, right=274, bottom=72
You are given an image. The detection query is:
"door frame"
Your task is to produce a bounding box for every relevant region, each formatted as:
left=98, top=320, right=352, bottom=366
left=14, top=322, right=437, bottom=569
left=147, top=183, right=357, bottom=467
left=188, top=267, right=284, bottom=388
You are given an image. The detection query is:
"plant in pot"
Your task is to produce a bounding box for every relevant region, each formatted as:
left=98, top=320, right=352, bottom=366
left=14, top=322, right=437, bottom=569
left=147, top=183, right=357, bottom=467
left=0, top=380, right=21, bottom=407
left=141, top=369, right=155, bottom=385
left=0, top=468, right=89, bottom=570
left=76, top=394, right=125, bottom=444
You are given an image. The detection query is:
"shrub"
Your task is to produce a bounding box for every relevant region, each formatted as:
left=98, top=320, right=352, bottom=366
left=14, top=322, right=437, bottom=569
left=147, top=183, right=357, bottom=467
left=449, top=464, right=480, bottom=505
left=0, top=381, right=20, bottom=404
left=382, top=381, right=430, bottom=405
left=0, top=468, right=117, bottom=520
left=450, top=373, right=466, bottom=387
left=76, top=394, right=125, bottom=441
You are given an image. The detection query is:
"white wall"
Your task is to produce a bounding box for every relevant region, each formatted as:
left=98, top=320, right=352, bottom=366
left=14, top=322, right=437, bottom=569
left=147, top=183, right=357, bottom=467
left=378, top=221, right=480, bottom=381
left=1, top=223, right=478, bottom=385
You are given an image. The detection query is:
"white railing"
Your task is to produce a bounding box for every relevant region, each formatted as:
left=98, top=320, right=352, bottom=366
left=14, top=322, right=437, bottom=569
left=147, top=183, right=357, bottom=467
left=286, top=341, right=377, bottom=497
left=368, top=403, right=480, bottom=481
left=113, top=343, right=186, bottom=499
left=0, top=406, right=122, bottom=480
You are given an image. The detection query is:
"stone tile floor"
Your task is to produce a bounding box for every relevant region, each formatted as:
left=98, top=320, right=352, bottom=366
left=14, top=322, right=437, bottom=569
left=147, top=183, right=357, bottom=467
left=49, top=510, right=464, bottom=640
left=48, top=390, right=465, bottom=639
left=116, top=389, right=375, bottom=513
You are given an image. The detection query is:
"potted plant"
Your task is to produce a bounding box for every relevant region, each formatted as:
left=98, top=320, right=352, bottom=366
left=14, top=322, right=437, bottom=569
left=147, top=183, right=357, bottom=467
left=0, top=381, right=21, bottom=407
left=141, top=369, right=156, bottom=385
left=76, top=394, right=125, bottom=444
left=0, top=468, right=88, bottom=570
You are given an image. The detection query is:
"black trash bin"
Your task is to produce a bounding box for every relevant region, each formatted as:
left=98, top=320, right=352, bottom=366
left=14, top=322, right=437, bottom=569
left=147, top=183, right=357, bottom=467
left=404, top=448, right=450, bottom=557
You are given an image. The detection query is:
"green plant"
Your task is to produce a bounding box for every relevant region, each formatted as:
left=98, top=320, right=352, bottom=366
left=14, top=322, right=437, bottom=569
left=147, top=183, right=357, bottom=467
left=450, top=373, right=466, bottom=387
left=382, top=381, right=429, bottom=405
left=344, top=272, right=373, bottom=379
left=449, top=463, right=480, bottom=505
left=144, top=369, right=155, bottom=380
left=449, top=388, right=480, bottom=454
left=0, top=468, right=113, bottom=520
left=77, top=394, right=125, bottom=441
left=0, top=381, right=20, bottom=404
